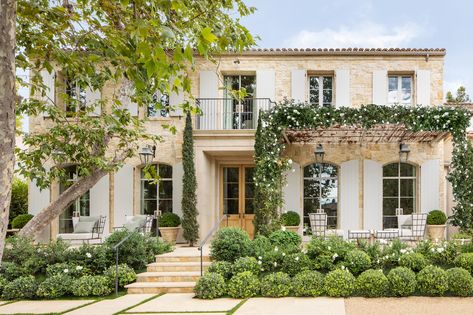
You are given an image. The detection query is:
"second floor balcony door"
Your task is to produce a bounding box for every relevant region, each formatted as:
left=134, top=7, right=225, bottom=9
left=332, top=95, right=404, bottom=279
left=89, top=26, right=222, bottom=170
left=224, top=75, right=256, bottom=129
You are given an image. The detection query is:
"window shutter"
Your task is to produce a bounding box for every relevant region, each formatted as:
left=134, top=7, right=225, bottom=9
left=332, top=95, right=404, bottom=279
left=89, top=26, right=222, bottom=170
left=169, top=89, right=185, bottom=117
left=335, top=69, right=350, bottom=107
left=85, top=86, right=102, bottom=116
left=340, top=160, right=359, bottom=237
left=113, top=165, right=134, bottom=228
left=40, top=69, right=55, bottom=117
left=282, top=162, right=302, bottom=233
left=199, top=71, right=218, bottom=98
left=363, top=160, right=383, bottom=230
left=256, top=70, right=275, bottom=101
left=199, top=71, right=218, bottom=129
left=89, top=175, right=109, bottom=234
left=416, top=70, right=431, bottom=106
left=291, top=69, right=306, bottom=102
left=421, top=159, right=440, bottom=213
left=119, top=80, right=138, bottom=116
left=372, top=70, right=387, bottom=105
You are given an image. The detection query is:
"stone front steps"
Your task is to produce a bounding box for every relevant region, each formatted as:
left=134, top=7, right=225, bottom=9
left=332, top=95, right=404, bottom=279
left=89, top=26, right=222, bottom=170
left=126, top=248, right=211, bottom=294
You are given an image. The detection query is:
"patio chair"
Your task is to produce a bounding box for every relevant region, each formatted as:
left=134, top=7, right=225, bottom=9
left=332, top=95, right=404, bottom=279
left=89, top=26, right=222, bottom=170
left=114, top=214, right=154, bottom=234
left=348, top=230, right=372, bottom=242
left=396, top=213, right=427, bottom=242
left=308, top=213, right=343, bottom=238
left=58, top=215, right=107, bottom=244
left=375, top=229, right=399, bottom=242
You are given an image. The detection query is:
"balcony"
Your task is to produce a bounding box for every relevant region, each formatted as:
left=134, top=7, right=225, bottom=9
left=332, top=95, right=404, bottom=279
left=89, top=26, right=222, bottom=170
left=195, top=98, right=275, bottom=130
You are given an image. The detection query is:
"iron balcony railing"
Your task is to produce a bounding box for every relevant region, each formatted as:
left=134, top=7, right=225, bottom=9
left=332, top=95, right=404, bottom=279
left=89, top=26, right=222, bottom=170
left=195, top=98, right=275, bottom=130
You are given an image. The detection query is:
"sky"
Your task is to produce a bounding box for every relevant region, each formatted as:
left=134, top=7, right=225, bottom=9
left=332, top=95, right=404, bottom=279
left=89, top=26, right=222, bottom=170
left=243, top=0, right=473, bottom=99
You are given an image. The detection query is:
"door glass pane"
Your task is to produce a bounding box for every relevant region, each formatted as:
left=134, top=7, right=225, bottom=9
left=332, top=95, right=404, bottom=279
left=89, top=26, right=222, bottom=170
left=400, top=163, right=415, bottom=176
left=322, top=77, right=333, bottom=106
left=240, top=76, right=256, bottom=97
left=223, top=167, right=239, bottom=215
left=245, top=168, right=255, bottom=214
left=383, top=179, right=398, bottom=197
left=304, top=180, right=320, bottom=197
left=383, top=163, right=398, bottom=177
left=400, top=179, right=415, bottom=197
left=309, top=76, right=319, bottom=105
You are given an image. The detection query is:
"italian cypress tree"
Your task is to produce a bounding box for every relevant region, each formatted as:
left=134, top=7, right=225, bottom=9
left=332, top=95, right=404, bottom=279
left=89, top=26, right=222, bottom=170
left=181, top=112, right=199, bottom=246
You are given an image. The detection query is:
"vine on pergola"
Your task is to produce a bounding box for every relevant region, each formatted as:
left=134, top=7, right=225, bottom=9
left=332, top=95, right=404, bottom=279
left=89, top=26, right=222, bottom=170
left=253, top=100, right=473, bottom=235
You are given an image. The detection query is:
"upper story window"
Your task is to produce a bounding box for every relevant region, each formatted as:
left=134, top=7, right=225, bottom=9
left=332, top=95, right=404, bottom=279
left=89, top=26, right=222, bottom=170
left=388, top=75, right=413, bottom=105
left=65, top=78, right=86, bottom=113
left=223, top=75, right=256, bottom=129
left=224, top=75, right=256, bottom=99
left=309, top=75, right=333, bottom=107
left=148, top=92, right=170, bottom=118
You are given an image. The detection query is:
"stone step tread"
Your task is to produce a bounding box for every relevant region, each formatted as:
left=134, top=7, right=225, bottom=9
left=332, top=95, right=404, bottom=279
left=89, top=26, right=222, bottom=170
left=137, top=271, right=202, bottom=277
left=148, top=261, right=211, bottom=267
left=125, top=281, right=196, bottom=288
left=156, top=255, right=211, bottom=260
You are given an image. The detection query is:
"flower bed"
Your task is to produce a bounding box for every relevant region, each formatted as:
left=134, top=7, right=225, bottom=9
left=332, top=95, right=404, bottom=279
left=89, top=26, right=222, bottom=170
left=195, top=228, right=473, bottom=299
left=0, top=231, right=172, bottom=300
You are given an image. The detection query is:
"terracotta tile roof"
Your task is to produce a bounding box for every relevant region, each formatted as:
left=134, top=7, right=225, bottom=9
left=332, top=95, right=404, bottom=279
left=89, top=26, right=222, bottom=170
left=444, top=102, right=473, bottom=110
left=224, top=48, right=446, bottom=56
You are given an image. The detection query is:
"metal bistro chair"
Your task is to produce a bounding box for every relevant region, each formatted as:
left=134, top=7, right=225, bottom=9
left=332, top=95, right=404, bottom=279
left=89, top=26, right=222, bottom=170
left=348, top=230, right=372, bottom=243
left=114, top=214, right=154, bottom=234
left=309, top=212, right=327, bottom=238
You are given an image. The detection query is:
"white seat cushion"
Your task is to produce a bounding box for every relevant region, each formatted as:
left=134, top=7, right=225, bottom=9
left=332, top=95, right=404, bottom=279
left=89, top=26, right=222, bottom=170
left=57, top=233, right=93, bottom=240
left=326, top=229, right=344, bottom=237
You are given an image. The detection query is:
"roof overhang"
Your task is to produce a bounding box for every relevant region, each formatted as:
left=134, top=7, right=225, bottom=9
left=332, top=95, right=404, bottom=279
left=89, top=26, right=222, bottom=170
left=220, top=48, right=446, bottom=57
left=282, top=124, right=451, bottom=145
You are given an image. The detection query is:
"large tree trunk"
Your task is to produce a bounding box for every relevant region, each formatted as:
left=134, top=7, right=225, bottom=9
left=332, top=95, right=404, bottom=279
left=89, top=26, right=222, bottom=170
left=0, top=0, right=17, bottom=262
left=19, top=169, right=108, bottom=238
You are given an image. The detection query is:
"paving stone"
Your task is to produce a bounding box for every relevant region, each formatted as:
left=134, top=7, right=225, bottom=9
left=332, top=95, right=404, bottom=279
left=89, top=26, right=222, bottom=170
left=127, top=293, right=241, bottom=313
left=234, top=297, right=346, bottom=315
left=64, top=294, right=155, bottom=315
left=0, top=300, right=94, bottom=314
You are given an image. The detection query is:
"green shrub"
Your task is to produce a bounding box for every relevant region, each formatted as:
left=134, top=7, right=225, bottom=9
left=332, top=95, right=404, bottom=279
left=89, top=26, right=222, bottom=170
left=281, top=211, right=300, bottom=226
left=451, top=232, right=472, bottom=240
left=232, top=257, right=260, bottom=275
left=3, top=236, right=39, bottom=274
left=455, top=252, right=473, bottom=273
left=345, top=250, right=371, bottom=275
left=446, top=267, right=473, bottom=297
left=72, top=275, right=112, bottom=297
left=158, top=212, right=181, bottom=227
left=208, top=261, right=233, bottom=280
left=399, top=253, right=428, bottom=272
left=427, top=210, right=447, bottom=225
left=0, top=261, right=29, bottom=280
left=307, top=237, right=355, bottom=271
left=145, top=236, right=173, bottom=256
left=0, top=277, right=6, bottom=297
left=194, top=272, right=226, bottom=299
left=35, top=239, right=70, bottom=272
left=323, top=269, right=356, bottom=297
left=2, top=276, right=37, bottom=300
left=249, top=235, right=272, bottom=258
left=281, top=252, right=311, bottom=277
left=268, top=230, right=301, bottom=248
left=356, top=269, right=389, bottom=297
left=292, top=270, right=324, bottom=297
left=11, top=214, right=33, bottom=229
left=36, top=274, right=73, bottom=299
left=46, top=262, right=89, bottom=278
left=387, top=267, right=417, bottom=297
left=68, top=244, right=112, bottom=274
left=103, top=264, right=136, bottom=288
left=260, top=272, right=292, bottom=297
left=416, top=266, right=448, bottom=296
left=210, top=227, right=251, bottom=262
left=227, top=271, right=260, bottom=298
left=9, top=177, right=28, bottom=223
left=378, top=239, right=408, bottom=269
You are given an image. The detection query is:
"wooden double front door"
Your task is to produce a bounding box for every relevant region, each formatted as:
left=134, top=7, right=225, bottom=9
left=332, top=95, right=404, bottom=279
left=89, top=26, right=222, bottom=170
left=221, top=165, right=255, bottom=238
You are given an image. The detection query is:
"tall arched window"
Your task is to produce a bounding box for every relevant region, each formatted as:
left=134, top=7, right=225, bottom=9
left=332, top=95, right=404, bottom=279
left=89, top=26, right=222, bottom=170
left=383, top=162, right=417, bottom=228
left=59, top=165, right=90, bottom=233
left=303, top=163, right=338, bottom=229
left=140, top=164, right=173, bottom=215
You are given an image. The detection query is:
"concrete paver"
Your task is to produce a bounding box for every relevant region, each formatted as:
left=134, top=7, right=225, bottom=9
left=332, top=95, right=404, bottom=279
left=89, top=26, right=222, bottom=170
left=345, top=297, right=473, bottom=315
left=127, top=293, right=241, bottom=313
left=64, top=294, right=155, bottom=315
left=234, top=297, right=346, bottom=315
left=125, top=313, right=227, bottom=315
left=0, top=300, right=94, bottom=314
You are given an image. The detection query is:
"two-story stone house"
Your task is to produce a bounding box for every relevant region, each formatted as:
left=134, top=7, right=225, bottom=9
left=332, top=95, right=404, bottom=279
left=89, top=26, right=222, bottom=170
left=29, top=47, right=451, bottom=241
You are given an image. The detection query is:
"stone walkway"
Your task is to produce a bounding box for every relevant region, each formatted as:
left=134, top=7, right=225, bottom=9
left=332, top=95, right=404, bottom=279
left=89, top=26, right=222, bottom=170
left=0, top=294, right=473, bottom=315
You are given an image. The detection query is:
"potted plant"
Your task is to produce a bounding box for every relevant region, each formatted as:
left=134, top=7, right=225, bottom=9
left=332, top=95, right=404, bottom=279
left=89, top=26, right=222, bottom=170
left=281, top=211, right=301, bottom=233
left=158, top=212, right=181, bottom=243
left=451, top=232, right=472, bottom=245
left=426, top=210, right=447, bottom=241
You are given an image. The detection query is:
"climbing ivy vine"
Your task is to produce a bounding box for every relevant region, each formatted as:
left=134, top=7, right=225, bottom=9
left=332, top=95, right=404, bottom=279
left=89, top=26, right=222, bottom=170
left=253, top=100, right=473, bottom=235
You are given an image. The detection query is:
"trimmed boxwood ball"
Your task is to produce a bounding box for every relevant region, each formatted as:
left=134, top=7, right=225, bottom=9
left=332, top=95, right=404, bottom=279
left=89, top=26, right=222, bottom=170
left=345, top=250, right=371, bottom=275
left=292, top=270, right=324, bottom=297
left=227, top=271, right=260, bottom=298
left=36, top=274, right=73, bottom=299
left=158, top=212, right=181, bottom=227
left=323, top=269, right=356, bottom=297
left=427, top=210, right=447, bottom=225
left=446, top=267, right=473, bottom=297
left=268, top=230, right=301, bottom=248
left=454, top=252, right=473, bottom=273
left=2, top=275, right=38, bottom=300
left=72, top=275, right=112, bottom=297
left=387, top=267, right=417, bottom=297
left=210, top=227, right=251, bottom=262
left=281, top=211, right=300, bottom=226
left=208, top=261, right=233, bottom=280
left=249, top=235, right=272, bottom=258
left=356, top=269, right=389, bottom=297
left=103, top=264, right=136, bottom=288
left=11, top=214, right=34, bottom=229
left=193, top=272, right=226, bottom=299
left=281, top=252, right=311, bottom=277
left=260, top=272, right=292, bottom=297
left=416, top=266, right=448, bottom=296
left=399, top=253, right=428, bottom=272
left=232, top=257, right=260, bottom=275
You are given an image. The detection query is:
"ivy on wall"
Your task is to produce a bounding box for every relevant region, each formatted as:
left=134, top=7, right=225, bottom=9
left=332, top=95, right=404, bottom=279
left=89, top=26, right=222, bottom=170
left=253, top=100, right=473, bottom=235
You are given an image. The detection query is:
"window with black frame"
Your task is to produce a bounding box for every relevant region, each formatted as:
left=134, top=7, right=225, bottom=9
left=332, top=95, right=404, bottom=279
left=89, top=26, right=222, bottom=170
left=148, top=92, right=170, bottom=118
left=140, top=164, right=173, bottom=215
left=223, top=75, right=256, bottom=129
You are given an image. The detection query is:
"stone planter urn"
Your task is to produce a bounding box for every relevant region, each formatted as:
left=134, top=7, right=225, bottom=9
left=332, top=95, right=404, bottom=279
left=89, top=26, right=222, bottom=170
left=427, top=224, right=446, bottom=242
left=281, top=211, right=301, bottom=235
left=160, top=226, right=180, bottom=243
left=284, top=226, right=300, bottom=233
left=158, top=212, right=181, bottom=243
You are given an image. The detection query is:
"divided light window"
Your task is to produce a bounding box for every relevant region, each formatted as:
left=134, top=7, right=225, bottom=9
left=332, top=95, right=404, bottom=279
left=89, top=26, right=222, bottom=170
left=388, top=75, right=413, bottom=105
left=148, top=92, right=170, bottom=118
left=309, top=75, right=333, bottom=107
left=65, top=78, right=86, bottom=113
left=140, top=164, right=173, bottom=215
